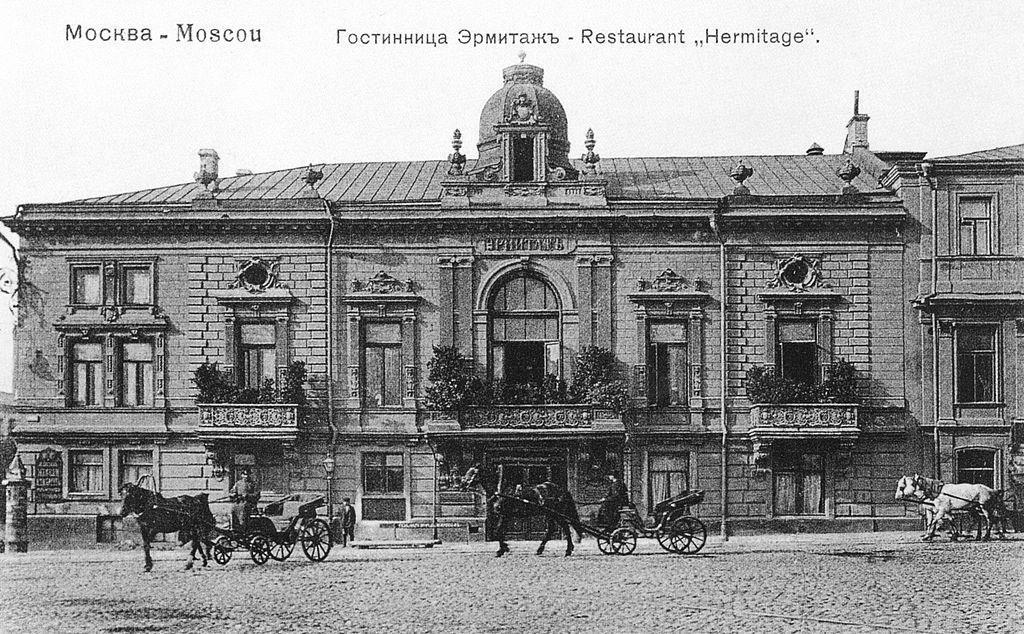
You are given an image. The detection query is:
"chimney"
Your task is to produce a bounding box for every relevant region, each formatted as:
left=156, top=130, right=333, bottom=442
left=843, top=91, right=869, bottom=153
left=194, top=149, right=220, bottom=190
left=806, top=142, right=824, bottom=156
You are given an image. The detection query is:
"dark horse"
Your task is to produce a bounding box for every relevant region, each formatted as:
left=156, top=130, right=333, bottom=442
left=461, top=464, right=584, bottom=558
left=119, top=476, right=215, bottom=572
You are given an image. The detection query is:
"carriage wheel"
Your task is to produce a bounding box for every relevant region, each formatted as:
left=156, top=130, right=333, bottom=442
left=268, top=537, right=295, bottom=562
left=609, top=527, right=637, bottom=555
left=212, top=536, right=232, bottom=565
left=662, top=517, right=707, bottom=554
left=597, top=534, right=616, bottom=555
left=249, top=534, right=272, bottom=565
left=300, top=518, right=332, bottom=562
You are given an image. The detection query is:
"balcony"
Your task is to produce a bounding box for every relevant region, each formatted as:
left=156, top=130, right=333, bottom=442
left=425, top=405, right=625, bottom=434
left=197, top=404, right=301, bottom=442
left=748, top=403, right=860, bottom=443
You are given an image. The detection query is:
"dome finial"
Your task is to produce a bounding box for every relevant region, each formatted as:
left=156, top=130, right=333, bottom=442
left=581, top=128, right=601, bottom=178
left=447, top=129, right=466, bottom=176
left=518, top=50, right=526, bottom=64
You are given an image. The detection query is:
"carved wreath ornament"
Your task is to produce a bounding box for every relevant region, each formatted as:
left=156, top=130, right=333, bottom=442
left=234, top=257, right=280, bottom=293
left=767, top=255, right=827, bottom=293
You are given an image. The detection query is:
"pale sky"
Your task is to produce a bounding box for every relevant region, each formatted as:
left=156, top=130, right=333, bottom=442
left=1, top=1, right=1023, bottom=392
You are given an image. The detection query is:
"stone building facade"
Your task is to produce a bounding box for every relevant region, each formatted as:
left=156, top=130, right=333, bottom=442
left=3, top=61, right=1020, bottom=541
left=888, top=145, right=1024, bottom=501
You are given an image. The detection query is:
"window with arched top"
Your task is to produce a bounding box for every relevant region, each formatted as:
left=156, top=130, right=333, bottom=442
left=489, top=273, right=562, bottom=386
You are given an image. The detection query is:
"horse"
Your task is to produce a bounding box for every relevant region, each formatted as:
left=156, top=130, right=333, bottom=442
left=461, top=464, right=584, bottom=558
left=119, top=476, right=216, bottom=572
left=894, top=474, right=1007, bottom=541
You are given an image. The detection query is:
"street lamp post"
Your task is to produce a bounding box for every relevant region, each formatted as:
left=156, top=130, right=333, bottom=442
left=321, top=454, right=336, bottom=521
left=426, top=437, right=439, bottom=542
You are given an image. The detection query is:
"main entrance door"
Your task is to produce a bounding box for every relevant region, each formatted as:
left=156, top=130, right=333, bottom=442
left=487, top=455, right=567, bottom=541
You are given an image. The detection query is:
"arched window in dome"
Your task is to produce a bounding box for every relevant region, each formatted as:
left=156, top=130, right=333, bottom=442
left=489, top=273, right=562, bottom=386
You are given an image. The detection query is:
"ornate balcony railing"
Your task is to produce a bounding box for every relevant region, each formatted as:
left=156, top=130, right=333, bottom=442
left=425, top=405, right=625, bottom=433
left=748, top=403, right=859, bottom=441
left=197, top=403, right=301, bottom=441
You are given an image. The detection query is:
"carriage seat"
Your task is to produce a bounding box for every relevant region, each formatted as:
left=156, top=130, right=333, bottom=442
left=261, top=493, right=323, bottom=518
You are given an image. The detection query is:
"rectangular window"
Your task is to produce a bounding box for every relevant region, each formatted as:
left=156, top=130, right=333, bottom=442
left=956, top=325, right=997, bottom=403
left=778, top=321, right=817, bottom=385
left=365, top=323, right=402, bottom=406
left=512, top=135, right=535, bottom=182
left=240, top=323, right=277, bottom=390
left=122, top=266, right=152, bottom=305
left=648, top=453, right=689, bottom=510
left=956, top=449, right=996, bottom=488
left=774, top=451, right=823, bottom=515
left=72, top=266, right=102, bottom=304
left=363, top=452, right=404, bottom=494
left=958, top=197, right=992, bottom=256
left=648, top=322, right=687, bottom=406
left=121, top=342, right=154, bottom=406
left=362, top=452, right=405, bottom=521
left=118, top=450, right=153, bottom=491
left=69, top=450, right=105, bottom=494
left=72, top=343, right=104, bottom=406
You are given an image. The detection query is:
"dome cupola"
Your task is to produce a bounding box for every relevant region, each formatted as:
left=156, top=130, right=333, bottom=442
left=473, top=55, right=576, bottom=182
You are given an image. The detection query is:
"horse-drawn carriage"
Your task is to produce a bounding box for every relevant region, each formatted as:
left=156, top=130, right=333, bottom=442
left=461, top=465, right=707, bottom=557
left=895, top=474, right=1010, bottom=541
left=594, top=490, right=708, bottom=556
left=209, top=494, right=333, bottom=566
left=118, top=479, right=331, bottom=571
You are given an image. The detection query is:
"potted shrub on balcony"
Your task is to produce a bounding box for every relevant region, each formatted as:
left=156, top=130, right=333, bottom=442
left=423, top=345, right=631, bottom=431
left=193, top=361, right=307, bottom=439
left=745, top=360, right=860, bottom=435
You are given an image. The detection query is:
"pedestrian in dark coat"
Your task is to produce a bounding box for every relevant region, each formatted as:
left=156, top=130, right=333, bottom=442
left=341, top=497, right=356, bottom=546
left=598, top=473, right=628, bottom=532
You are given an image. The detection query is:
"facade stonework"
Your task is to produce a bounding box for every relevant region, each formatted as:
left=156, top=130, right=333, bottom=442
left=3, top=62, right=1022, bottom=541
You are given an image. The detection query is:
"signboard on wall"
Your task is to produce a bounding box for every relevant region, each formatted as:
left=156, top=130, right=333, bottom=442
left=34, top=448, right=63, bottom=502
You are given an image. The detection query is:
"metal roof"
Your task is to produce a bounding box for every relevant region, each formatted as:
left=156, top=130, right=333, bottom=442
left=66, top=153, right=886, bottom=206
left=930, top=143, right=1024, bottom=162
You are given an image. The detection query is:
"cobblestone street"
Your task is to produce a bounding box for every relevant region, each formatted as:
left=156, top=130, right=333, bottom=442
left=1, top=533, right=1021, bottom=633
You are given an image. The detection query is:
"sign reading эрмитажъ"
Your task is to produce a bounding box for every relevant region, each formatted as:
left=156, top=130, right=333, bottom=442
left=482, top=237, right=573, bottom=253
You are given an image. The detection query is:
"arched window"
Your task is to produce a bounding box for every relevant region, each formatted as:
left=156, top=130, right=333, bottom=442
left=489, top=273, right=561, bottom=386
left=956, top=448, right=997, bottom=488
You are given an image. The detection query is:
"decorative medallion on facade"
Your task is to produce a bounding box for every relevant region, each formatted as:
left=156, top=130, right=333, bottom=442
left=635, top=268, right=695, bottom=294
left=233, top=257, right=280, bottom=293
left=506, top=93, right=538, bottom=124
left=350, top=271, right=414, bottom=295
left=767, top=255, right=828, bottom=293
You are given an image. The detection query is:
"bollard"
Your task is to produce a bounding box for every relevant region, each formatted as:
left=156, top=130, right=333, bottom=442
left=3, top=454, right=29, bottom=553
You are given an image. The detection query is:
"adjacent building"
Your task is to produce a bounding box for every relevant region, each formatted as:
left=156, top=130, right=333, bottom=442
left=3, top=61, right=1021, bottom=541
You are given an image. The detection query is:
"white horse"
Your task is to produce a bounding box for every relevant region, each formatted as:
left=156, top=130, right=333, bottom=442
left=895, top=474, right=1007, bottom=541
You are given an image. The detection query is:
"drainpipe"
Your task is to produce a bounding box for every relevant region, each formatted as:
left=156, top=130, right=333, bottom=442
left=323, top=199, right=338, bottom=514
left=711, top=204, right=728, bottom=541
left=919, top=162, right=940, bottom=480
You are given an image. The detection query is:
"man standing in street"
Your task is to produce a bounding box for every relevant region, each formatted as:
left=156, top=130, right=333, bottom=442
left=340, top=497, right=356, bottom=546
left=230, top=469, right=259, bottom=534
